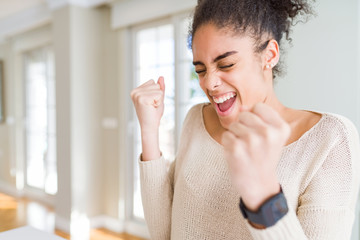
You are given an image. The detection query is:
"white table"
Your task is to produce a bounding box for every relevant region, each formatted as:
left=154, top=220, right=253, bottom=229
left=0, top=226, right=66, bottom=240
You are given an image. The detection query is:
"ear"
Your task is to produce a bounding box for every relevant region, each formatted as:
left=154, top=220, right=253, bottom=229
left=263, top=39, right=280, bottom=71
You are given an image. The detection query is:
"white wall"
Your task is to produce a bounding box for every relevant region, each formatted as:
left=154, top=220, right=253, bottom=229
left=70, top=4, right=105, bottom=219
left=52, top=6, right=72, bottom=228
left=0, top=42, right=16, bottom=187
left=275, top=0, right=360, bottom=127
left=53, top=5, right=120, bottom=233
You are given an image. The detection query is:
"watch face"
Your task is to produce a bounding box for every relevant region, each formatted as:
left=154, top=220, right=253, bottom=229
left=275, top=199, right=288, bottom=214
left=239, top=190, right=289, bottom=228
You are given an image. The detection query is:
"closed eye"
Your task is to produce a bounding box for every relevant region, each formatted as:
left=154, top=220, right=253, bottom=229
left=195, top=69, right=206, bottom=74
left=219, top=64, right=234, bottom=69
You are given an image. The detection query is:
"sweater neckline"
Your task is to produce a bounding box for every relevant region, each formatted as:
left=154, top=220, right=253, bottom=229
left=199, top=103, right=327, bottom=150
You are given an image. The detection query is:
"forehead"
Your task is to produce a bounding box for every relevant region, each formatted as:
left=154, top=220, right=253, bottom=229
left=192, top=23, right=255, bottom=59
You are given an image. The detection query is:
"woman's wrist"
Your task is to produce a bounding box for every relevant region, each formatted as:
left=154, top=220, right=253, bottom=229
left=141, top=129, right=161, bottom=161
left=241, top=180, right=281, bottom=212
left=239, top=185, right=288, bottom=229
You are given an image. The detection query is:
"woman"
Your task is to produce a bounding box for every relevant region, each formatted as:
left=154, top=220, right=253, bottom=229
left=131, top=0, right=360, bottom=239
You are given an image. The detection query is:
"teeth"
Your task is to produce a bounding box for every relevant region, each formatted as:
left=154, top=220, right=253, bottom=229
left=213, top=92, right=236, bottom=104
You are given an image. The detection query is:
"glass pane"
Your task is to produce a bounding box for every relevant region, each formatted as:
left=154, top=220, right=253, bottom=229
left=180, top=18, right=193, bottom=61
left=137, top=28, right=157, bottom=69
left=158, top=25, right=174, bottom=65
left=48, top=81, right=56, bottom=107
left=26, top=133, right=46, bottom=189
left=24, top=46, right=57, bottom=195
left=48, top=108, right=56, bottom=135
left=45, top=136, right=57, bottom=195
left=26, top=79, right=47, bottom=107
left=177, top=18, right=208, bottom=127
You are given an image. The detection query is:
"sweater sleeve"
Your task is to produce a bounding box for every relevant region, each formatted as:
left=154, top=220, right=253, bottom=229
left=246, top=118, right=360, bottom=240
left=138, top=104, right=202, bottom=239
left=139, top=156, right=175, bottom=240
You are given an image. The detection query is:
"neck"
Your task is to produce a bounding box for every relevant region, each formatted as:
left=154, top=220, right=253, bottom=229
left=263, top=89, right=303, bottom=131
left=263, top=90, right=288, bottom=118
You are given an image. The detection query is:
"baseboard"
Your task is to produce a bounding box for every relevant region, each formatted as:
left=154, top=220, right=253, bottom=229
left=58, top=215, right=149, bottom=239
left=55, top=215, right=71, bottom=234
left=124, top=220, right=150, bottom=239
left=23, top=188, right=55, bottom=207
left=90, top=217, right=149, bottom=239
left=0, top=180, right=24, bottom=198
left=57, top=215, right=127, bottom=236
left=90, top=215, right=124, bottom=233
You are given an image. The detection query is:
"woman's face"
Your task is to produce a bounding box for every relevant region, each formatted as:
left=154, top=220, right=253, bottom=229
left=192, top=23, right=272, bottom=129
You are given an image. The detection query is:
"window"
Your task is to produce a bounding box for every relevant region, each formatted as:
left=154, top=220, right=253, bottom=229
left=131, top=16, right=208, bottom=220
left=23, top=46, right=57, bottom=195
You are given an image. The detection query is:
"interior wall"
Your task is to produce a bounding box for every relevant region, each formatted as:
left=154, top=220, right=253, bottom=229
left=275, top=0, right=360, bottom=126
left=53, top=4, right=120, bottom=231
left=70, top=4, right=105, bottom=218
left=52, top=5, right=72, bottom=225
left=0, top=42, right=15, bottom=187
left=116, top=27, right=131, bottom=223
left=100, top=6, right=120, bottom=219
left=53, top=5, right=109, bottom=227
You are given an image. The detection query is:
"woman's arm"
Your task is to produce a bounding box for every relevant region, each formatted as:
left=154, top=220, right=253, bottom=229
left=131, top=77, right=174, bottom=239
left=246, top=116, right=360, bottom=239
left=139, top=157, right=175, bottom=240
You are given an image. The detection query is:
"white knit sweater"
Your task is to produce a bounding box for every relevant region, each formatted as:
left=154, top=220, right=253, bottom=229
left=139, top=103, right=360, bottom=240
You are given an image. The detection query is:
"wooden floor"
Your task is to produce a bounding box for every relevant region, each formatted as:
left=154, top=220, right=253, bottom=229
left=0, top=192, right=145, bottom=240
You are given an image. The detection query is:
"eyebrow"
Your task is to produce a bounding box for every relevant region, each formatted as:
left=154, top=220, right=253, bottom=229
left=192, top=51, right=238, bottom=66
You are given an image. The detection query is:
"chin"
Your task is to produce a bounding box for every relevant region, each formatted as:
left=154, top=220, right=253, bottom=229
left=218, top=116, right=236, bottom=130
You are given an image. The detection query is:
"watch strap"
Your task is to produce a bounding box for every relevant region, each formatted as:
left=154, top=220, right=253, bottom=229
left=239, top=188, right=289, bottom=228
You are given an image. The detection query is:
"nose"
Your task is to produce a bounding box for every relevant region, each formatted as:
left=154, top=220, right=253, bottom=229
left=203, top=70, right=222, bottom=91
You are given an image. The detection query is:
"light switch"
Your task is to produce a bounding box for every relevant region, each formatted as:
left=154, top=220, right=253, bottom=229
left=102, top=118, right=118, bottom=129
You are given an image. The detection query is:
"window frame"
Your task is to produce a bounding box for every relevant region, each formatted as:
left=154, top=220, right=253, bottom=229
left=10, top=25, right=54, bottom=206
left=128, top=15, right=175, bottom=223
left=124, top=11, right=203, bottom=238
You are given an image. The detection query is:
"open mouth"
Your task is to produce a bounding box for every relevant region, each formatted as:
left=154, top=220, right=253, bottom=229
left=212, top=92, right=237, bottom=114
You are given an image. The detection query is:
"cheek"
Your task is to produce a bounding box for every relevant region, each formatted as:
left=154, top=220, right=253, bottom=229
left=199, top=78, right=208, bottom=94
left=198, top=77, right=205, bottom=89
left=222, top=72, right=244, bottom=92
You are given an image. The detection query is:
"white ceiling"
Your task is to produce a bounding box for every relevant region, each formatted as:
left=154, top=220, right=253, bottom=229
left=0, top=0, right=112, bottom=42
left=0, top=0, right=46, bottom=20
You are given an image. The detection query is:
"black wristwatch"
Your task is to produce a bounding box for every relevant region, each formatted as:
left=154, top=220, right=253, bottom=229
left=239, top=188, right=289, bottom=228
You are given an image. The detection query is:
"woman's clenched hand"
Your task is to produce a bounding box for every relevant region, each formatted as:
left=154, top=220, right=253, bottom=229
left=131, top=77, right=165, bottom=161
left=221, top=103, right=290, bottom=211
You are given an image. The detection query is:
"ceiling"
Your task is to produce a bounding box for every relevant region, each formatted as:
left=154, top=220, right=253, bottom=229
left=0, top=0, right=46, bottom=20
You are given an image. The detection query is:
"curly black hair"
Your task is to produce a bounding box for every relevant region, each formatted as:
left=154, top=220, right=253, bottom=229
left=190, top=0, right=314, bottom=78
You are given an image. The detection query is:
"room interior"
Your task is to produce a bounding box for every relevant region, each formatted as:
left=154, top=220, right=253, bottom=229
left=0, top=0, right=359, bottom=239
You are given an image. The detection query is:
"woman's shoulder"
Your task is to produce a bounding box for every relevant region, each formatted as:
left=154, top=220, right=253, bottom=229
left=320, top=113, right=360, bottom=159
left=188, top=102, right=208, bottom=114
left=302, top=112, right=360, bottom=163
left=320, top=112, right=359, bottom=140
left=182, top=102, right=208, bottom=125
left=286, top=110, right=359, bottom=152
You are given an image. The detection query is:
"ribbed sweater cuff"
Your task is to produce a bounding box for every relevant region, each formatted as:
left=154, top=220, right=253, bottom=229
left=246, top=208, right=307, bottom=240
left=138, top=155, right=168, bottom=184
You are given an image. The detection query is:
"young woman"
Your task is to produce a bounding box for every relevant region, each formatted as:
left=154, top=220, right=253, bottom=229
left=131, top=0, right=360, bottom=239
